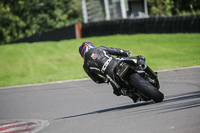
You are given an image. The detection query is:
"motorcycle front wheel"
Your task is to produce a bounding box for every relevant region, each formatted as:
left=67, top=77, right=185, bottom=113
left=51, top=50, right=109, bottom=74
left=129, top=73, right=164, bottom=103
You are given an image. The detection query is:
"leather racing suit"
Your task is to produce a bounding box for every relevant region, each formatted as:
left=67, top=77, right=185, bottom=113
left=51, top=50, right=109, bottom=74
left=83, top=46, right=133, bottom=95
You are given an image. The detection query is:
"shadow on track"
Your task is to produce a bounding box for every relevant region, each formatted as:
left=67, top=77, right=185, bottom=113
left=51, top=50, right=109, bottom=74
left=128, top=90, right=200, bottom=114
left=164, top=90, right=200, bottom=101
left=55, top=91, right=200, bottom=120
left=55, top=101, right=152, bottom=120
left=159, top=90, right=200, bottom=113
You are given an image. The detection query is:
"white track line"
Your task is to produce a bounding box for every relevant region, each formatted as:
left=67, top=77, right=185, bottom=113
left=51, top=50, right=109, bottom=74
left=0, top=66, right=199, bottom=90
left=157, top=66, right=200, bottom=72
left=0, top=78, right=90, bottom=90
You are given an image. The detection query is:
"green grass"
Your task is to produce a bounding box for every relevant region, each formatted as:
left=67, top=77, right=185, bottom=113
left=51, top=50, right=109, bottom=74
left=0, top=34, right=200, bottom=87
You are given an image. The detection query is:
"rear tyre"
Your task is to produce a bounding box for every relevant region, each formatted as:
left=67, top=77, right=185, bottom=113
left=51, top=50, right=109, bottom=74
left=129, top=73, right=164, bottom=103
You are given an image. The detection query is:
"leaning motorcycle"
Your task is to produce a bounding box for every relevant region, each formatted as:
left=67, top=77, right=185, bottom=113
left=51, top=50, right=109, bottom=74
left=114, top=56, right=164, bottom=103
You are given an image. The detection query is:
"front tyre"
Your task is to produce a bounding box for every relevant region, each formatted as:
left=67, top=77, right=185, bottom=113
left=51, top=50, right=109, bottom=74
left=129, top=73, right=164, bottom=103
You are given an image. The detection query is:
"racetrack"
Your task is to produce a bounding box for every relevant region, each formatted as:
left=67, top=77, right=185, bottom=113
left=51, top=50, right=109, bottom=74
left=0, top=66, right=200, bottom=133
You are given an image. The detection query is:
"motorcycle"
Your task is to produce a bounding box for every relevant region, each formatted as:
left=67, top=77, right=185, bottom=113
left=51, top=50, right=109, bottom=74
left=113, top=56, right=164, bottom=103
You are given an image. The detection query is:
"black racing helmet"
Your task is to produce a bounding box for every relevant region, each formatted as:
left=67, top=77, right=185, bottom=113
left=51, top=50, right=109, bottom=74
left=79, top=42, right=95, bottom=58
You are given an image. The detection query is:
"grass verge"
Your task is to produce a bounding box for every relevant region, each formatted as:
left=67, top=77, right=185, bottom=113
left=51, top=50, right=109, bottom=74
left=0, top=33, right=200, bottom=87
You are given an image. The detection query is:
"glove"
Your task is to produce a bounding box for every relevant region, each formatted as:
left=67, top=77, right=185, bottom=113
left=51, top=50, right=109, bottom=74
left=124, top=50, right=132, bottom=57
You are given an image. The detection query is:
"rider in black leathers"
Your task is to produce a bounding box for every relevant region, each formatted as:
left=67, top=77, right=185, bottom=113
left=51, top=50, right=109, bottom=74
left=79, top=42, right=145, bottom=101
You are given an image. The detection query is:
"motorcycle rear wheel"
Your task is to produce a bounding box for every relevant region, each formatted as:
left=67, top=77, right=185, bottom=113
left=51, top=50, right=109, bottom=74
left=129, top=73, right=164, bottom=103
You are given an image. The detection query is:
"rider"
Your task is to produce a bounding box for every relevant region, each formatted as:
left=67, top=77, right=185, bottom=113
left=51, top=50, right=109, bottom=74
left=79, top=42, right=145, bottom=102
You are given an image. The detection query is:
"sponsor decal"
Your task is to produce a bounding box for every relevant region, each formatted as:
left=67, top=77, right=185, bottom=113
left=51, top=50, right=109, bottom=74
left=91, top=53, right=97, bottom=60
left=101, top=57, right=112, bottom=73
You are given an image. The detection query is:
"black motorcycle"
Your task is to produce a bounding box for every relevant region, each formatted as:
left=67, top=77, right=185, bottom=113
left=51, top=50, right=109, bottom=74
left=113, top=56, right=164, bottom=103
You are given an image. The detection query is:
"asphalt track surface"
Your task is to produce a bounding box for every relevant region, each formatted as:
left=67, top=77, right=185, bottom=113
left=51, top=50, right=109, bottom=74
left=0, top=66, right=200, bottom=133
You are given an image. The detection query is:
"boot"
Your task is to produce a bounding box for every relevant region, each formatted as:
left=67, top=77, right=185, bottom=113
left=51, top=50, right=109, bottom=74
left=121, top=88, right=128, bottom=96
left=121, top=88, right=139, bottom=103
left=113, top=89, right=123, bottom=96
left=113, top=88, right=128, bottom=96
left=127, top=92, right=139, bottom=103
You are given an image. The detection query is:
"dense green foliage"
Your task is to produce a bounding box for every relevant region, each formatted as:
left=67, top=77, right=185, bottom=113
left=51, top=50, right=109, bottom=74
left=0, top=34, right=200, bottom=87
left=147, top=0, right=200, bottom=16
left=0, top=0, right=82, bottom=44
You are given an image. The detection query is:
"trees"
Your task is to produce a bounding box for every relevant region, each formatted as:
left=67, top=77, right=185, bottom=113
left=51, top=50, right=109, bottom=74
left=147, top=0, right=174, bottom=16
left=0, top=0, right=82, bottom=44
left=147, top=0, right=200, bottom=16
left=173, top=0, right=200, bottom=15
